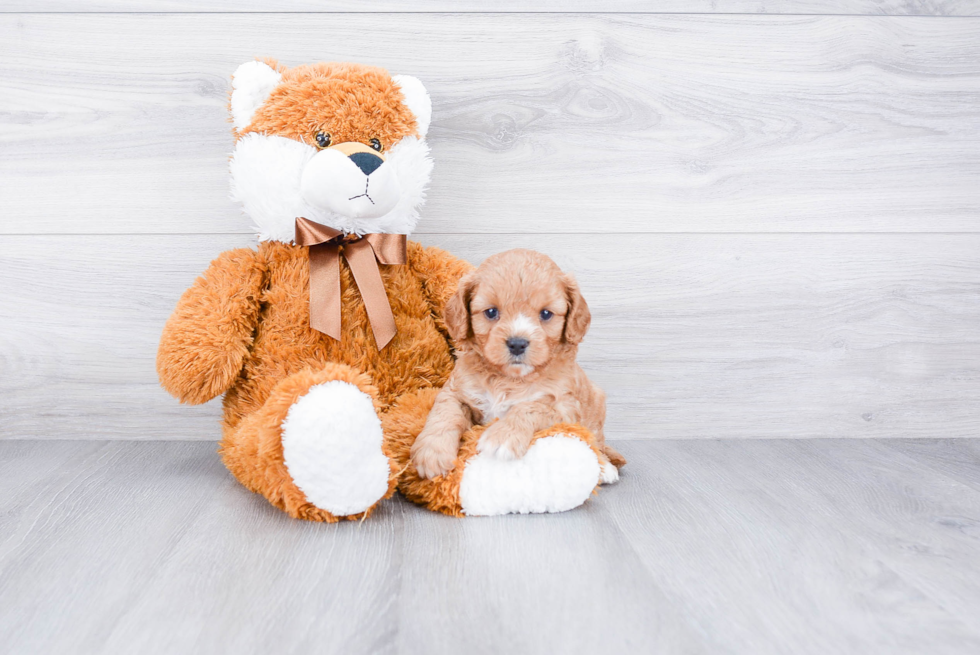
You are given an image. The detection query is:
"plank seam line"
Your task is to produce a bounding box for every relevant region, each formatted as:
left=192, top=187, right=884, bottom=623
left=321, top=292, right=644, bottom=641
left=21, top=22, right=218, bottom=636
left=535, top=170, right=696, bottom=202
left=1, top=11, right=978, bottom=17
left=3, top=232, right=980, bottom=237
left=5, top=437, right=958, bottom=443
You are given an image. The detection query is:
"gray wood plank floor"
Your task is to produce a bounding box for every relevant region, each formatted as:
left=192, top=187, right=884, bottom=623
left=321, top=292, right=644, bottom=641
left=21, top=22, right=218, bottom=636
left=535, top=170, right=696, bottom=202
left=2, top=439, right=978, bottom=655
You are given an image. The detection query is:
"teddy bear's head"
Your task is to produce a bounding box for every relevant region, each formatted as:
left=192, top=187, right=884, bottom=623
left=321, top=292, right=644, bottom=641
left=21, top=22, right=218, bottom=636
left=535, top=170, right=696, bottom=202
left=228, top=59, right=433, bottom=242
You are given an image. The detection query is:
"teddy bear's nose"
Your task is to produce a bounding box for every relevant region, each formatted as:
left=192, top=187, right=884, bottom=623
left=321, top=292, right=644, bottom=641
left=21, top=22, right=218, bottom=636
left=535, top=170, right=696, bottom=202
left=349, top=152, right=384, bottom=176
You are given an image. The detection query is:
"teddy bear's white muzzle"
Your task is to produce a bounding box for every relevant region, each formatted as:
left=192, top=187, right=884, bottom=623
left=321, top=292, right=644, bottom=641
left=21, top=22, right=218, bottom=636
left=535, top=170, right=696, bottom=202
left=300, top=148, right=401, bottom=220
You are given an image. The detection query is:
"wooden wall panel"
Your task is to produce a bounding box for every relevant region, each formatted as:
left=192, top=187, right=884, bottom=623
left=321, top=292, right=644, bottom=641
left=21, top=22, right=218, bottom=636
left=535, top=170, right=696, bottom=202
left=2, top=10, right=977, bottom=441
left=1, top=14, right=978, bottom=235
left=2, top=233, right=977, bottom=440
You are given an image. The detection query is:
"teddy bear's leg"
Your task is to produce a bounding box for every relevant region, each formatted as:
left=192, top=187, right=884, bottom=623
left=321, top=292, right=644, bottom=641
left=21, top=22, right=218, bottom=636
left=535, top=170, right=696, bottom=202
left=220, top=364, right=395, bottom=522
left=384, top=390, right=603, bottom=517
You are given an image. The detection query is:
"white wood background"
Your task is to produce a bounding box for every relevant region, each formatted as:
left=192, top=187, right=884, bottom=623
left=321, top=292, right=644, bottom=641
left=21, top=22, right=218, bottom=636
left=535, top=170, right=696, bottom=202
left=1, top=4, right=978, bottom=440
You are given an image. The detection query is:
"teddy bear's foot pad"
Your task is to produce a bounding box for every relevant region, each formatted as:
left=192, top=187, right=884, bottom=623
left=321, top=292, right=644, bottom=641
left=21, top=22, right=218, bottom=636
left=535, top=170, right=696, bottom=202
left=459, top=435, right=601, bottom=516
left=281, top=381, right=390, bottom=516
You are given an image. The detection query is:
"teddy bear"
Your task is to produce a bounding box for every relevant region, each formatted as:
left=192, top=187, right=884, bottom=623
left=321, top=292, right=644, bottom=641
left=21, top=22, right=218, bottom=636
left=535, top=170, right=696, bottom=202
left=157, top=58, right=609, bottom=521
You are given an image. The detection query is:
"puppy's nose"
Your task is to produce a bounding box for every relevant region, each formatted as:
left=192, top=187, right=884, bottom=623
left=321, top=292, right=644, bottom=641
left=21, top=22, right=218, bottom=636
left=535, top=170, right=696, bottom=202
left=506, top=337, right=529, bottom=357
left=349, top=152, right=383, bottom=176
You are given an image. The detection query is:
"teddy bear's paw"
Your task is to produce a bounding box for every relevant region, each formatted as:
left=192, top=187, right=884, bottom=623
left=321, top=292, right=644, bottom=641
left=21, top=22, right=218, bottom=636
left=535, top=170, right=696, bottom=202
left=281, top=380, right=390, bottom=516
left=459, top=434, right=601, bottom=516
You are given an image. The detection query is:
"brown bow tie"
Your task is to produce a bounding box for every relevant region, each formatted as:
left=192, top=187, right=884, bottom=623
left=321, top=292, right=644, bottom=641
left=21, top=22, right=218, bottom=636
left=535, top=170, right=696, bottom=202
left=294, top=217, right=407, bottom=349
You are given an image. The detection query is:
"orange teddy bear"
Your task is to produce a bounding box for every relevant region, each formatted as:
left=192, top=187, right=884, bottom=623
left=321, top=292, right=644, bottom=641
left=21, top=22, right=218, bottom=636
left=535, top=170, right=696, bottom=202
left=157, top=59, right=607, bottom=521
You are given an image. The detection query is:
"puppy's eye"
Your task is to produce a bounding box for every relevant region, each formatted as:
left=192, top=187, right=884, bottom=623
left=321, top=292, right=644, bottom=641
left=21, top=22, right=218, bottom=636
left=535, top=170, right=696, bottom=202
left=315, top=132, right=332, bottom=149
left=540, top=309, right=553, bottom=321
left=483, top=307, right=499, bottom=320
left=369, top=138, right=383, bottom=152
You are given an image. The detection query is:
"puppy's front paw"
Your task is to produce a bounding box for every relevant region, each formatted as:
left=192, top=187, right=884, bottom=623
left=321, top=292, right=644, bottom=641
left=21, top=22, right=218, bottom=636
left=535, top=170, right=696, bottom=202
left=477, top=422, right=532, bottom=460
left=411, top=438, right=458, bottom=480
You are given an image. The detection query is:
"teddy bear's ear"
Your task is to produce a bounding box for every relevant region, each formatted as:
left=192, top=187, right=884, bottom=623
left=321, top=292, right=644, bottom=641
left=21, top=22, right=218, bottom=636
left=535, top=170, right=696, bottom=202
left=392, top=75, right=432, bottom=138
left=231, top=60, right=283, bottom=130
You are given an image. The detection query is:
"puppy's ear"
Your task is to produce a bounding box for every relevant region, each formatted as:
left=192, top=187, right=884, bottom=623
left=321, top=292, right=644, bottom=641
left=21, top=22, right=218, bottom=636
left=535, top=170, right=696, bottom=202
left=562, top=273, right=591, bottom=345
left=444, top=272, right=476, bottom=344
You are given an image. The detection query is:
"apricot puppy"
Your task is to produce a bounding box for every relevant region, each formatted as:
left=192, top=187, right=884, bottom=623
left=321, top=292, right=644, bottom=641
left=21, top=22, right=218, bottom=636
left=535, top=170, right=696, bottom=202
left=410, top=249, right=626, bottom=481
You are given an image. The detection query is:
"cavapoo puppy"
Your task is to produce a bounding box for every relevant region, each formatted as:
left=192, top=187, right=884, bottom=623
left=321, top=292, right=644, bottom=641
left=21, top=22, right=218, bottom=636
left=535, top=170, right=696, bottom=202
left=411, top=248, right=626, bottom=482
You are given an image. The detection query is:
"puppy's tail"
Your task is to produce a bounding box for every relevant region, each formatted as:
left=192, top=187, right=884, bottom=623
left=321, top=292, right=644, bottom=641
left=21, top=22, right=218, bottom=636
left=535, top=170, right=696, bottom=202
left=602, top=444, right=627, bottom=469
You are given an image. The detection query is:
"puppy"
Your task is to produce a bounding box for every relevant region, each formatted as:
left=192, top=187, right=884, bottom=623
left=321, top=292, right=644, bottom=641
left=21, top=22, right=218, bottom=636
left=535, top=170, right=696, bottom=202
left=411, top=248, right=626, bottom=482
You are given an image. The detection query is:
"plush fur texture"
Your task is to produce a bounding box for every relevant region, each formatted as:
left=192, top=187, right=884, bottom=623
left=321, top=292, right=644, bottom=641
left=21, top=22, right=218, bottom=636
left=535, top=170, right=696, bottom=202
left=217, top=364, right=394, bottom=522
left=229, top=59, right=432, bottom=241
left=391, top=75, right=431, bottom=137
left=157, top=248, right=265, bottom=405
left=281, top=380, right=391, bottom=516
left=460, top=436, right=601, bottom=516
left=160, top=240, right=471, bottom=520
left=231, top=60, right=283, bottom=130
left=230, top=59, right=432, bottom=241
left=230, top=132, right=432, bottom=241
left=239, top=61, right=419, bottom=146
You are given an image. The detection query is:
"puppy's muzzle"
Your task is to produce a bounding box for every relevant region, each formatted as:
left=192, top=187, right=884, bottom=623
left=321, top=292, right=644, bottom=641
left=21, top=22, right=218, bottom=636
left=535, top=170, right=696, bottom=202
left=506, top=336, right=529, bottom=358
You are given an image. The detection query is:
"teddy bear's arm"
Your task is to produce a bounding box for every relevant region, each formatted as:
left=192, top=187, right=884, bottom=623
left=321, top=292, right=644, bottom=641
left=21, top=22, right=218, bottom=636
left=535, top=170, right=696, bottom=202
left=407, top=243, right=474, bottom=343
left=156, top=248, right=266, bottom=405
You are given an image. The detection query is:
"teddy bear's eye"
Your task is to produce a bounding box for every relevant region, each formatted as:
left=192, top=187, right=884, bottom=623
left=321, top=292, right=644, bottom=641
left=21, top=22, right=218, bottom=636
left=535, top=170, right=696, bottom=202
left=369, top=138, right=383, bottom=152
left=483, top=307, right=499, bottom=321
left=315, top=132, right=332, bottom=149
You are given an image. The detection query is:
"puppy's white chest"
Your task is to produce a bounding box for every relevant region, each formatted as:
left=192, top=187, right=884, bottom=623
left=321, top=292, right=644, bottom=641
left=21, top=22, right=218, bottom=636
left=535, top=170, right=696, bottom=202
left=468, top=389, right=544, bottom=424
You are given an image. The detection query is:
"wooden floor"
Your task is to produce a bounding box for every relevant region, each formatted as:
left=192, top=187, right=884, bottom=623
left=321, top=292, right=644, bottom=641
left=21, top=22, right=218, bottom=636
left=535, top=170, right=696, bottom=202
left=2, top=439, right=979, bottom=654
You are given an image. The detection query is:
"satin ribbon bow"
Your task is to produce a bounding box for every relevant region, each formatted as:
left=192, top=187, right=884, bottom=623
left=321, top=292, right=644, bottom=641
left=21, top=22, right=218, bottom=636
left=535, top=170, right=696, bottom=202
left=294, top=217, right=407, bottom=349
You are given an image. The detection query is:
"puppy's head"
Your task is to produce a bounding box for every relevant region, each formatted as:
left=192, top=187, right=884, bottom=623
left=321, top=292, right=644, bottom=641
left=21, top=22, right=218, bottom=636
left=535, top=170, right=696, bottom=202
left=445, top=249, right=591, bottom=377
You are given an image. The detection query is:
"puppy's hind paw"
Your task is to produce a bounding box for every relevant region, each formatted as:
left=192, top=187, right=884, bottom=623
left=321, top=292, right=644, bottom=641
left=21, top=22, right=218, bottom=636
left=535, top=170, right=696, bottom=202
left=599, top=459, right=620, bottom=485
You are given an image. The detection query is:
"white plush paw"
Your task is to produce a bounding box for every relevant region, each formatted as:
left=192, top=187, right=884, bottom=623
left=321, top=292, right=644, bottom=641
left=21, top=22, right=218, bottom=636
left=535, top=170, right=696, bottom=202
left=600, top=459, right=620, bottom=484
left=281, top=381, right=389, bottom=516
left=459, top=435, right=601, bottom=516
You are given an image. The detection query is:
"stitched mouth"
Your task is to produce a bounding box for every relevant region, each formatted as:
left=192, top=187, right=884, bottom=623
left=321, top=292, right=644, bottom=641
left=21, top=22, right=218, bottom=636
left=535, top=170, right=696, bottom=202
left=348, top=178, right=375, bottom=205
